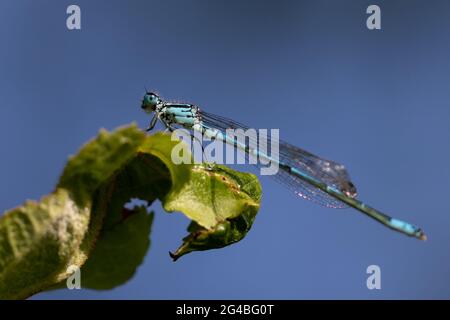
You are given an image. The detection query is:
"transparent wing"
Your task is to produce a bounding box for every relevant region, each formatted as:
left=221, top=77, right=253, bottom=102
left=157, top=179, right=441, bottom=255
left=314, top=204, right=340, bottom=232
left=200, top=111, right=356, bottom=208
left=273, top=166, right=348, bottom=208
left=277, top=140, right=357, bottom=198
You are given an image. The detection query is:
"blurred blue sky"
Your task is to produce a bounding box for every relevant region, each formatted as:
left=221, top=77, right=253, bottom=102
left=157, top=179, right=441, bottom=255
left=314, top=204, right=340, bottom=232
left=1, top=0, right=450, bottom=299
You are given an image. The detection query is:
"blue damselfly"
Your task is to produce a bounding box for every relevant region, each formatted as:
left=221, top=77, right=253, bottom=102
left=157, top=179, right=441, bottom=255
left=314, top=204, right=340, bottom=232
left=141, top=92, right=426, bottom=240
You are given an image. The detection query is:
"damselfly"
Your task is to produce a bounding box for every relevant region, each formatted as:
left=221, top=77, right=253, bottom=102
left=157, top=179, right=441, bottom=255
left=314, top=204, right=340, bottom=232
left=141, top=92, right=426, bottom=240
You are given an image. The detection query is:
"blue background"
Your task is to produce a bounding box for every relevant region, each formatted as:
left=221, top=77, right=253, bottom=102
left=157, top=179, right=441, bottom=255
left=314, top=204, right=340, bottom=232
left=1, top=0, right=449, bottom=299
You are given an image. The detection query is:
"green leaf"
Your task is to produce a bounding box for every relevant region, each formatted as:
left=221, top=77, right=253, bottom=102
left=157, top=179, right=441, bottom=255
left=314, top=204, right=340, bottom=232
left=0, top=189, right=90, bottom=299
left=0, top=124, right=261, bottom=299
left=80, top=207, right=154, bottom=290
left=169, top=164, right=262, bottom=261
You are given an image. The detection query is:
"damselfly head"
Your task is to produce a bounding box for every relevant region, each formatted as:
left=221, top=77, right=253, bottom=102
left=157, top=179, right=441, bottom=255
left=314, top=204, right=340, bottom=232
left=141, top=92, right=161, bottom=113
